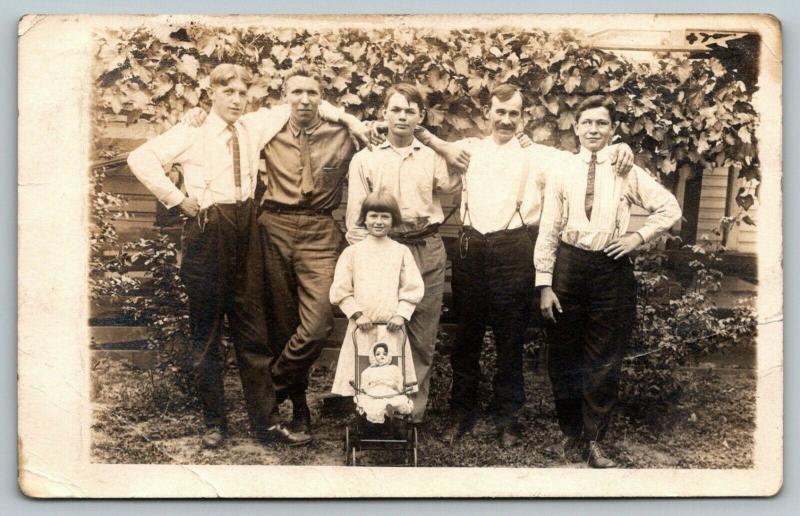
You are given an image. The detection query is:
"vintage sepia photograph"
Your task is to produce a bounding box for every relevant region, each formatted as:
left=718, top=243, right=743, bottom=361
left=18, top=13, right=782, bottom=497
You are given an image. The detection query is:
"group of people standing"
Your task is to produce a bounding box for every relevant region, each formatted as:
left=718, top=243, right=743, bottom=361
left=128, top=60, right=680, bottom=468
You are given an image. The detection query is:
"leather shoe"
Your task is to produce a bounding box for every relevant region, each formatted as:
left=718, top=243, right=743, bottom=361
left=584, top=440, right=617, bottom=468
left=201, top=426, right=226, bottom=449
left=258, top=424, right=311, bottom=447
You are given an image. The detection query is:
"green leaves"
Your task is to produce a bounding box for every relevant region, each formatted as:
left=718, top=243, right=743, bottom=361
left=93, top=25, right=760, bottom=211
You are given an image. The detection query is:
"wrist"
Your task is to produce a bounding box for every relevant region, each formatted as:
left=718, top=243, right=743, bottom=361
left=415, top=127, right=432, bottom=145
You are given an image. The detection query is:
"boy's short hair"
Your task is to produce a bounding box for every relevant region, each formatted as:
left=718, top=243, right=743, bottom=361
left=357, top=190, right=403, bottom=228
left=282, top=63, right=323, bottom=89
left=576, top=95, right=618, bottom=123
left=383, top=82, right=426, bottom=111
left=372, top=342, right=389, bottom=355
left=209, top=64, right=253, bottom=88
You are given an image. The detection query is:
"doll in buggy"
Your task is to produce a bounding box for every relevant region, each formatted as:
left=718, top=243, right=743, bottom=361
left=341, top=327, right=420, bottom=465
left=356, top=339, right=414, bottom=424
left=328, top=190, right=425, bottom=465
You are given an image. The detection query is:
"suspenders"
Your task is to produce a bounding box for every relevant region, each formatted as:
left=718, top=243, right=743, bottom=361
left=459, top=149, right=533, bottom=258
left=461, top=148, right=532, bottom=230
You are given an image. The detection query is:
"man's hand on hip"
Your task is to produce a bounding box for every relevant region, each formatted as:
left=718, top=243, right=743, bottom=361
left=179, top=196, right=200, bottom=217
left=603, top=232, right=643, bottom=259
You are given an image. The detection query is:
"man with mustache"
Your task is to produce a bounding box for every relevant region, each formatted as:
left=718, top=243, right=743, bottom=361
left=418, top=84, right=633, bottom=448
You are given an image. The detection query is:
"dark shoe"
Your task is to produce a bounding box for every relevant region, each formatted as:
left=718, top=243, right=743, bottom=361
left=445, top=411, right=477, bottom=444
left=499, top=422, right=522, bottom=449
left=258, top=424, right=312, bottom=447
left=290, top=398, right=312, bottom=434
left=385, top=404, right=397, bottom=420
left=201, top=426, right=225, bottom=449
left=584, top=440, right=617, bottom=468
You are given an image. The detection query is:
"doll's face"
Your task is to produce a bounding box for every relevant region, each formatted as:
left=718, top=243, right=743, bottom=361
left=373, top=345, right=389, bottom=366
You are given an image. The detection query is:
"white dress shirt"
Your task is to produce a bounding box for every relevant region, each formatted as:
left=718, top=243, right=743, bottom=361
left=127, top=103, right=343, bottom=210
left=534, top=145, right=682, bottom=286
left=345, top=139, right=459, bottom=241
left=458, top=136, right=565, bottom=234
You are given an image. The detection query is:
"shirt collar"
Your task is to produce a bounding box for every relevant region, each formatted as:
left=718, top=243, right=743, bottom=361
left=377, top=138, right=423, bottom=152
left=203, top=110, right=237, bottom=137
left=288, top=115, right=322, bottom=137
left=579, top=145, right=611, bottom=164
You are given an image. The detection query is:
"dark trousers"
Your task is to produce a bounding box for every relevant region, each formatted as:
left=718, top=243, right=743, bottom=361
left=450, top=225, right=537, bottom=425
left=180, top=200, right=275, bottom=432
left=546, top=243, right=637, bottom=442
left=258, top=210, right=343, bottom=397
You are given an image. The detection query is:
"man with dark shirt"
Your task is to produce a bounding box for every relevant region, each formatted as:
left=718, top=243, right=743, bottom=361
left=259, top=65, right=359, bottom=435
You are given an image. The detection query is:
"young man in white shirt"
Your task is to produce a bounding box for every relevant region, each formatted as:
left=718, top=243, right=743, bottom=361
left=127, top=64, right=361, bottom=448
left=534, top=95, right=681, bottom=467
left=345, top=83, right=460, bottom=425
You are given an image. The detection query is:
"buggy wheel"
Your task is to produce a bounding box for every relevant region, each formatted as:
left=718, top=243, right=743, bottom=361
left=412, top=426, right=418, bottom=467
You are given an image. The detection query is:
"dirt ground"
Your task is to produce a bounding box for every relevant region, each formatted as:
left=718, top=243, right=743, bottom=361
left=91, top=353, right=755, bottom=468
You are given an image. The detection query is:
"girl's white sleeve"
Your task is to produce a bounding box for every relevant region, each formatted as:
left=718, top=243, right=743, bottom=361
left=329, top=246, right=361, bottom=318
left=396, top=245, right=425, bottom=320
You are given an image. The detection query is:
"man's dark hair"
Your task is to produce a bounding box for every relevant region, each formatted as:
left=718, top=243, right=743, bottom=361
left=383, top=82, right=426, bottom=111
left=209, top=64, right=253, bottom=88
left=483, top=83, right=523, bottom=107
left=357, top=189, right=403, bottom=228
left=576, top=95, right=617, bottom=123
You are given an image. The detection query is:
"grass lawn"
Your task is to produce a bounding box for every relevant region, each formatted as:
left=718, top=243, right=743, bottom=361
left=91, top=344, right=755, bottom=468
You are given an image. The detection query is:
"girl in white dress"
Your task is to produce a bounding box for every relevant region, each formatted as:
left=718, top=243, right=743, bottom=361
left=329, top=191, right=425, bottom=416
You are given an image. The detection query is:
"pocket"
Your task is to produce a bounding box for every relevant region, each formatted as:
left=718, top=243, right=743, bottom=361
left=318, top=164, right=345, bottom=190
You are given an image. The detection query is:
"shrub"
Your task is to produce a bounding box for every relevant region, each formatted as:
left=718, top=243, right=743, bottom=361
left=90, top=164, right=196, bottom=414
left=621, top=234, right=758, bottom=419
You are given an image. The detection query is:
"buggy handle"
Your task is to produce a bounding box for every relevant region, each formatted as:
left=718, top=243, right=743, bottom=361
left=348, top=381, right=416, bottom=398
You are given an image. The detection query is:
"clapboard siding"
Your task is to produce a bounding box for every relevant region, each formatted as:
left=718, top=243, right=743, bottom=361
left=695, top=165, right=758, bottom=254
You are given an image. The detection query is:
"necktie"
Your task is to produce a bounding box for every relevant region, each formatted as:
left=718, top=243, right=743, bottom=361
left=298, top=129, right=314, bottom=198
left=585, top=152, right=597, bottom=220
left=228, top=125, right=242, bottom=200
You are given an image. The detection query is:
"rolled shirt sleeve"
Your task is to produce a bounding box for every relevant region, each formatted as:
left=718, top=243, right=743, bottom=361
left=627, top=166, right=682, bottom=243
left=534, top=165, right=566, bottom=287
left=126, top=122, right=195, bottom=209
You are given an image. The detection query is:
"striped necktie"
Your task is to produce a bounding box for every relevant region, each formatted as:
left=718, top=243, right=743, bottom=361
left=228, top=124, right=242, bottom=200
left=585, top=152, right=597, bottom=220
